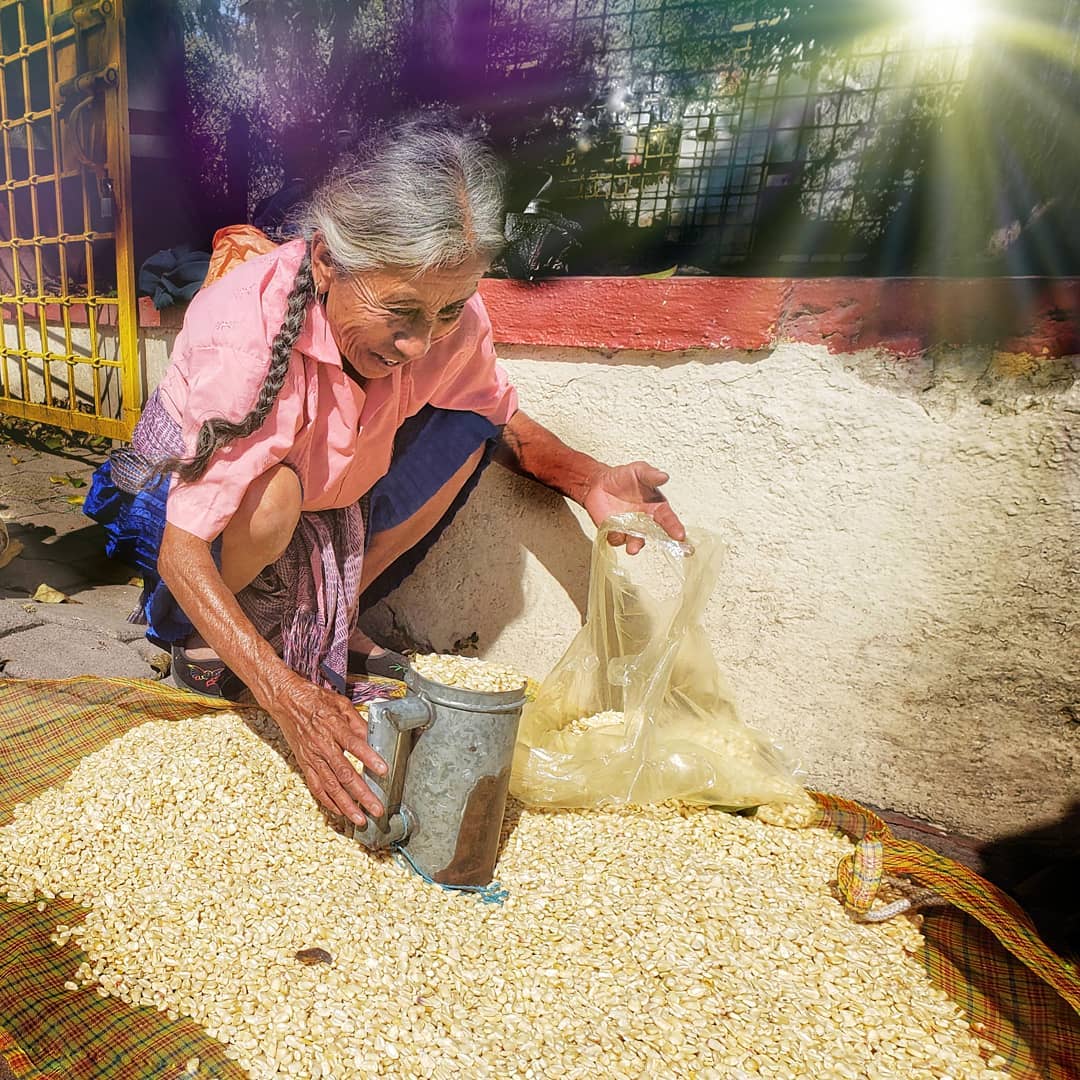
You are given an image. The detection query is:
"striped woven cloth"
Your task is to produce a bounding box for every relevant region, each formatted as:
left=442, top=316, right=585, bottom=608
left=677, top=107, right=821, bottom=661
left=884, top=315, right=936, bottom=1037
left=0, top=678, right=248, bottom=1079
left=819, top=791, right=1080, bottom=1080
left=2, top=678, right=1078, bottom=1078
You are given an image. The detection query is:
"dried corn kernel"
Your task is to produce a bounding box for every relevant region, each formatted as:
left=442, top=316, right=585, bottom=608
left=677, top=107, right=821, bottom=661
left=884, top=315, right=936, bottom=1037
left=0, top=712, right=1010, bottom=1080
left=753, top=794, right=820, bottom=829
left=565, top=709, right=626, bottom=735
left=410, top=653, right=526, bottom=693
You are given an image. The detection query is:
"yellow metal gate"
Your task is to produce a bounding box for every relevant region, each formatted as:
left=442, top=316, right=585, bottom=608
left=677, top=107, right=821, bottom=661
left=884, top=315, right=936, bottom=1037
left=0, top=0, right=137, bottom=440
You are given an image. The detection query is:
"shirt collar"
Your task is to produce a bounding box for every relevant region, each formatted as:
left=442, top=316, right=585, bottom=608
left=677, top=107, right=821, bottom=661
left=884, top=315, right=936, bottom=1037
left=292, top=283, right=406, bottom=423
left=294, top=295, right=342, bottom=366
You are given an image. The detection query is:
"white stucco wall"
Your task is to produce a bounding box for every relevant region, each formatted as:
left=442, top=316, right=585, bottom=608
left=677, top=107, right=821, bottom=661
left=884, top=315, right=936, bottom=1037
left=119, top=322, right=1078, bottom=838
left=362, top=342, right=1080, bottom=840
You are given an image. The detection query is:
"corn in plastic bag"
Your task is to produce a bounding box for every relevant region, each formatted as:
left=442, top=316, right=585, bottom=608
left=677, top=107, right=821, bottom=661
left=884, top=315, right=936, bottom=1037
left=511, top=513, right=809, bottom=813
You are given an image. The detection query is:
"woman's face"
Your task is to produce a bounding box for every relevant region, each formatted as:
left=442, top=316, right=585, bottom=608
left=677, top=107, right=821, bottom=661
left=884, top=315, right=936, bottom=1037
left=311, top=234, right=487, bottom=382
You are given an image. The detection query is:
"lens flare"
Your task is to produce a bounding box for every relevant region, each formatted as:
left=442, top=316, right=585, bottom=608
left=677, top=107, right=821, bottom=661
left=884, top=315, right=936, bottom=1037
left=907, top=0, right=984, bottom=41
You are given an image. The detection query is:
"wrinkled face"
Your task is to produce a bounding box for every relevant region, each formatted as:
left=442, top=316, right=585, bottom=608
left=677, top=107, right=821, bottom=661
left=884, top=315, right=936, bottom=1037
left=311, top=234, right=487, bottom=382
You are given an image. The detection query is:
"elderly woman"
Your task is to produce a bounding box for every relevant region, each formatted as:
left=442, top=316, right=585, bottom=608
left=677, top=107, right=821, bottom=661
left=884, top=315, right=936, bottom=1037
left=86, top=118, right=684, bottom=828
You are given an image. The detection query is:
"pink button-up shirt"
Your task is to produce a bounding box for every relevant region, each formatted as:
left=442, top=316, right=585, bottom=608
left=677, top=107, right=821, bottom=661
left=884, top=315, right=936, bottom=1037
left=156, top=240, right=518, bottom=541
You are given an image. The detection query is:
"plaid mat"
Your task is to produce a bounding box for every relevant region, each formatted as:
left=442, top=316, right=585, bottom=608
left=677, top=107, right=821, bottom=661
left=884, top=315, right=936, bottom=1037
left=0, top=678, right=249, bottom=1079
left=818, top=791, right=1080, bottom=1080
left=2, top=678, right=1078, bottom=1078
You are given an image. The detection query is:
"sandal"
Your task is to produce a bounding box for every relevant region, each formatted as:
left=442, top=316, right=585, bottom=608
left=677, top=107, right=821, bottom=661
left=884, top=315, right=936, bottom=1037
left=346, top=648, right=410, bottom=681
left=171, top=644, right=248, bottom=701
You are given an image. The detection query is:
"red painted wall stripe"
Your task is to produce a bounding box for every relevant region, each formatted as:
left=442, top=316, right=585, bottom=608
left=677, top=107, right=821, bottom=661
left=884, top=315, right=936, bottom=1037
left=479, top=277, right=1080, bottom=357
left=6, top=279, right=1078, bottom=357
left=478, top=278, right=788, bottom=352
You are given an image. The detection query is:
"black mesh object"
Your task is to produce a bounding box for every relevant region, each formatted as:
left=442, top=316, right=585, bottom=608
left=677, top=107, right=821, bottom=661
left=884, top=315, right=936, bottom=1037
left=498, top=175, right=583, bottom=280
left=500, top=207, right=583, bottom=280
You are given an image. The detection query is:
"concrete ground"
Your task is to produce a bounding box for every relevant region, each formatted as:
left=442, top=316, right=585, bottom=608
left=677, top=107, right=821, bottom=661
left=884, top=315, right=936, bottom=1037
left=0, top=428, right=166, bottom=683
left=0, top=424, right=1074, bottom=959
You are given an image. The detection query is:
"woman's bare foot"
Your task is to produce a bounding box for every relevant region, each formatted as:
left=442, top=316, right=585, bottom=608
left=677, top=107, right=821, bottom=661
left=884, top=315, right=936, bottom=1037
left=180, top=631, right=219, bottom=662
left=346, top=630, right=408, bottom=679
left=347, top=628, right=390, bottom=659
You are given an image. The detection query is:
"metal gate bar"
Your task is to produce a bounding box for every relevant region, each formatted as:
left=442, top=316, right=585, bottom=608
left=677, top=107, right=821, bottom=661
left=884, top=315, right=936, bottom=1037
left=0, top=0, right=138, bottom=441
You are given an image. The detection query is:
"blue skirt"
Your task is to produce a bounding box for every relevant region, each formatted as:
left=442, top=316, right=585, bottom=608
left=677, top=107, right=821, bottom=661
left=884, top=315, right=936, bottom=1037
left=84, top=403, right=499, bottom=650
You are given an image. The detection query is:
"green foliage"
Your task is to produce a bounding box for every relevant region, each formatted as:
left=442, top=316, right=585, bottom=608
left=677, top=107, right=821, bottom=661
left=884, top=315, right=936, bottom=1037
left=173, top=0, right=1080, bottom=273
left=177, top=0, right=416, bottom=208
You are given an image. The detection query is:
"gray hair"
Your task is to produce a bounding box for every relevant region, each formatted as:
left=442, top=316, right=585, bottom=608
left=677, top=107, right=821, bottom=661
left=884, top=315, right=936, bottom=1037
left=304, top=119, right=506, bottom=274
left=153, top=119, right=505, bottom=485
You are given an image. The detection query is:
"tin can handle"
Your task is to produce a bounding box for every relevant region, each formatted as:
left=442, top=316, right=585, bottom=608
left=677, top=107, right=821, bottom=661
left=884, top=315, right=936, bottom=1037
left=353, top=695, right=431, bottom=850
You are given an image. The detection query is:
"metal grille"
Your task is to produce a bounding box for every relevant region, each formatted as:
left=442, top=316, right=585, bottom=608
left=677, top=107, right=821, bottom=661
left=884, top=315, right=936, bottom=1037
left=488, top=1, right=976, bottom=271
left=0, top=0, right=138, bottom=440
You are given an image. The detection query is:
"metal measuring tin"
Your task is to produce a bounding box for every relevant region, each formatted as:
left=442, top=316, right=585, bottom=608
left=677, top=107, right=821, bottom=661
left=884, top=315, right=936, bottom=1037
left=354, top=664, right=527, bottom=887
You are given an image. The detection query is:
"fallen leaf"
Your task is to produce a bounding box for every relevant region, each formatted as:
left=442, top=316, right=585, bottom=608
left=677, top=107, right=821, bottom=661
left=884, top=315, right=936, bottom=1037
left=42, top=435, right=63, bottom=451
left=65, top=495, right=85, bottom=506
left=9, top=456, right=21, bottom=465
left=127, top=575, right=144, bottom=588
left=0, top=538, right=23, bottom=570
left=294, top=947, right=333, bottom=966
left=32, top=583, right=69, bottom=604
left=48, top=473, right=87, bottom=489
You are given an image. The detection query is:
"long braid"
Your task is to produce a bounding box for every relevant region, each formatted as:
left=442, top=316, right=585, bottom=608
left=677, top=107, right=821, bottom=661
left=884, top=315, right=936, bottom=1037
left=156, top=249, right=316, bottom=484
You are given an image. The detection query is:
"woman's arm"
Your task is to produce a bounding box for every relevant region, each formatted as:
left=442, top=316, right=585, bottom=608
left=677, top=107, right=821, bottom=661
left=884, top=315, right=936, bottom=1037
left=493, top=409, right=604, bottom=504
left=493, top=409, right=686, bottom=554
left=158, top=523, right=387, bottom=825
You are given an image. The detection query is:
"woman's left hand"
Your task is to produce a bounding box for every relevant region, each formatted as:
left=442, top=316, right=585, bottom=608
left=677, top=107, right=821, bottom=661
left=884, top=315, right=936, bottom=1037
left=582, top=461, right=686, bottom=554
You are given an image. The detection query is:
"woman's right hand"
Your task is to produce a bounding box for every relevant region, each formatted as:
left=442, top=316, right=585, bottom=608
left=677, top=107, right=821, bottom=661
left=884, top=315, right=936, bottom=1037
left=264, top=668, right=389, bottom=826
left=158, top=524, right=388, bottom=825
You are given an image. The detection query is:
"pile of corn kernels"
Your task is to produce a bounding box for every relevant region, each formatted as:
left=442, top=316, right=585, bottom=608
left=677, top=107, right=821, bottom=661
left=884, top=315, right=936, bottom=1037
left=556, top=709, right=818, bottom=823
left=565, top=709, right=626, bottom=735
left=1, top=712, right=1010, bottom=1080
left=410, top=654, right=527, bottom=693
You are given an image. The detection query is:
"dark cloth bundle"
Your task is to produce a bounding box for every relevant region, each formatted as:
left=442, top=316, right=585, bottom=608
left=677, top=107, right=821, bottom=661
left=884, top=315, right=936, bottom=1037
left=137, top=245, right=211, bottom=310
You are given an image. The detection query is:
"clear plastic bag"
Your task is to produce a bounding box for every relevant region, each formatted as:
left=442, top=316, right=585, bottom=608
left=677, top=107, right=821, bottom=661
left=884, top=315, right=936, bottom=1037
left=511, top=513, right=809, bottom=811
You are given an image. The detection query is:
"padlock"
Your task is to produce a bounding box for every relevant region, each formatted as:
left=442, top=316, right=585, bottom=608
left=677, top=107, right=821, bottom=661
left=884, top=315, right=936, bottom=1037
left=99, top=174, right=114, bottom=221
